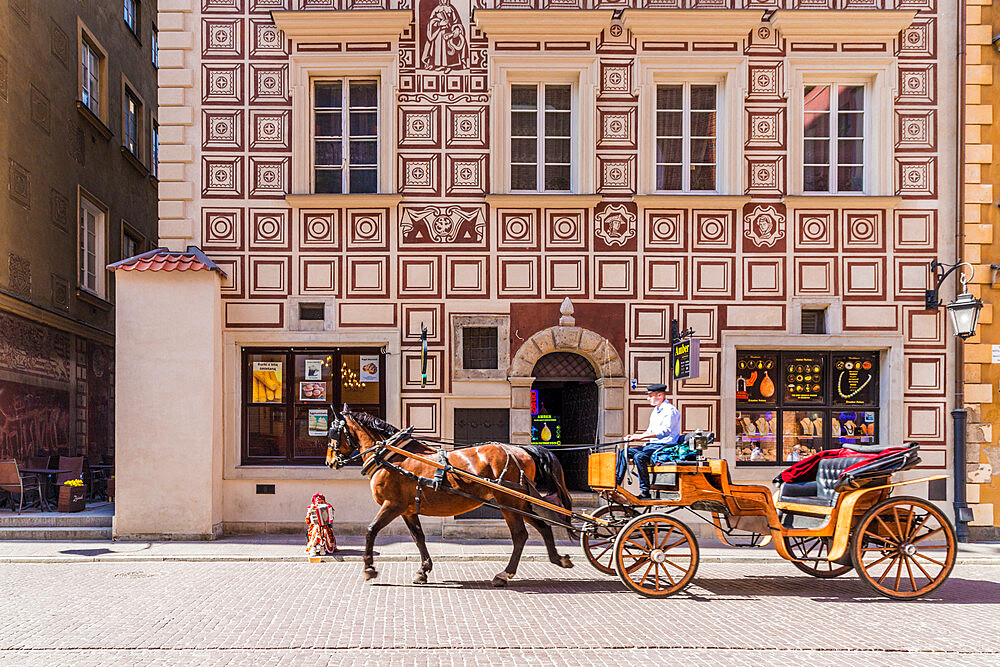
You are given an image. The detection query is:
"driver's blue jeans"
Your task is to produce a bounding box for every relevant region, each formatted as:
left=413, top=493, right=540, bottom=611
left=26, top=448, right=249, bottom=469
left=627, top=444, right=660, bottom=493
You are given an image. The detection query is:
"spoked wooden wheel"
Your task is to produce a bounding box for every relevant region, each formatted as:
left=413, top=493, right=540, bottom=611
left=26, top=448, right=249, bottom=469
left=581, top=504, right=638, bottom=575
left=850, top=496, right=956, bottom=600
left=783, top=535, right=853, bottom=578
left=613, top=513, right=699, bottom=598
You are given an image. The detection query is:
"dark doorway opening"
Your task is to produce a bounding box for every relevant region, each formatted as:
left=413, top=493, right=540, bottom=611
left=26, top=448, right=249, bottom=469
left=454, top=408, right=510, bottom=520
left=531, top=352, right=599, bottom=491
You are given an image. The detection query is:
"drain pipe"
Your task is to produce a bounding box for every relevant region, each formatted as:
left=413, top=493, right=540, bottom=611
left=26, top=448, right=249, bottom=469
left=952, top=0, right=971, bottom=543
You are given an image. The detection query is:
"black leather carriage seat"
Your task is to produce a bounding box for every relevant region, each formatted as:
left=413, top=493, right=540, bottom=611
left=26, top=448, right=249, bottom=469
left=778, top=456, right=866, bottom=507
left=841, top=443, right=902, bottom=455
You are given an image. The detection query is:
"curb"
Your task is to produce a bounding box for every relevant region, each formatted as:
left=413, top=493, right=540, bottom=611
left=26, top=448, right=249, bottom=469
left=2, top=554, right=999, bottom=565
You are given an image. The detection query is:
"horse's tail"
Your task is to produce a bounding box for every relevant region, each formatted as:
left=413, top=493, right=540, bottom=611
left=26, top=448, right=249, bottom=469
left=520, top=444, right=576, bottom=539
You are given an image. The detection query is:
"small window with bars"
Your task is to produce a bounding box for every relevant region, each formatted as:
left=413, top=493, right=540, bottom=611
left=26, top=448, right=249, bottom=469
left=801, top=308, right=827, bottom=334
left=510, top=83, right=572, bottom=192
left=462, top=327, right=499, bottom=370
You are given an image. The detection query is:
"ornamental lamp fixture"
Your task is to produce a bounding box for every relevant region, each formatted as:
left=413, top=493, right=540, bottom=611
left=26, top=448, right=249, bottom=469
left=946, top=292, right=984, bottom=340
left=926, top=260, right=983, bottom=340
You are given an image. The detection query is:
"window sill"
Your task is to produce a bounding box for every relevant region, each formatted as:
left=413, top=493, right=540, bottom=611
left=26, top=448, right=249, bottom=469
left=632, top=194, right=751, bottom=209
left=121, top=146, right=149, bottom=176
left=285, top=193, right=403, bottom=208
left=229, top=465, right=362, bottom=481
left=485, top=193, right=603, bottom=208
left=76, top=101, right=113, bottom=140
left=782, top=195, right=903, bottom=209
left=76, top=287, right=113, bottom=311
left=148, top=174, right=159, bottom=189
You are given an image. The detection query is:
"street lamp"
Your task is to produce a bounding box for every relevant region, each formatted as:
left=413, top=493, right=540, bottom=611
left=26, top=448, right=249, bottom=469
left=926, top=259, right=983, bottom=543
left=926, top=260, right=983, bottom=339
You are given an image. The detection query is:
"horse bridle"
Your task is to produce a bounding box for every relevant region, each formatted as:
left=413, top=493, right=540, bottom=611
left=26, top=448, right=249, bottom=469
left=326, top=412, right=357, bottom=469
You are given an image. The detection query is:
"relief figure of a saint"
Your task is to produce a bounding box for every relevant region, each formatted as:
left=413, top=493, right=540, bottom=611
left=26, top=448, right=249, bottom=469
left=420, top=0, right=468, bottom=72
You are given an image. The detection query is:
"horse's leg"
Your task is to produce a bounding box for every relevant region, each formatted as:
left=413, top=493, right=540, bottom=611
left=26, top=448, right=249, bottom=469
left=525, top=515, right=573, bottom=569
left=363, top=502, right=402, bottom=581
left=402, top=513, right=433, bottom=584
left=493, top=507, right=528, bottom=588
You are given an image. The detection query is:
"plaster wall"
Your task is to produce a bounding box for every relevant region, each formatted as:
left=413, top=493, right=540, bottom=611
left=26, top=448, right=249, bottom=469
left=113, top=270, right=223, bottom=539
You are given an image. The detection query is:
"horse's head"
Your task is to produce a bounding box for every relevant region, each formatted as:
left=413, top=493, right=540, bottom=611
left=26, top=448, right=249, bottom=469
left=325, top=407, right=354, bottom=469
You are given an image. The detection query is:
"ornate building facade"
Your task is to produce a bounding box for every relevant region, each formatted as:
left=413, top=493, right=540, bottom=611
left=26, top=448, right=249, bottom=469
left=114, top=0, right=959, bottom=538
left=1, top=1, right=159, bottom=468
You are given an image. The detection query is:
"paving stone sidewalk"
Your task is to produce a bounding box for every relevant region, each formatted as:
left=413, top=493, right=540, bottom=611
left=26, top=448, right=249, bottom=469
left=1, top=532, right=999, bottom=564
left=0, top=560, right=998, bottom=666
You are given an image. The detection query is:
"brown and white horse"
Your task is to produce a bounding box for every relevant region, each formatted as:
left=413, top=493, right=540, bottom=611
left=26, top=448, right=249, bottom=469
left=326, top=407, right=575, bottom=587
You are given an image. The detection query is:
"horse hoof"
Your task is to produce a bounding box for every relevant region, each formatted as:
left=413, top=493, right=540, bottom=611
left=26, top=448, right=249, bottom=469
left=413, top=573, right=428, bottom=584
left=559, top=556, right=574, bottom=569
left=363, top=567, right=378, bottom=581
left=491, top=576, right=508, bottom=588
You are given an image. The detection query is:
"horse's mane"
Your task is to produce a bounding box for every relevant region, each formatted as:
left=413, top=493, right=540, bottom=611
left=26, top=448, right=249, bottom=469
left=344, top=409, right=399, bottom=440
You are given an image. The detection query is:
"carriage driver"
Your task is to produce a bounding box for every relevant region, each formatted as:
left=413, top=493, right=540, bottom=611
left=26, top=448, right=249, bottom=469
left=624, top=384, right=681, bottom=500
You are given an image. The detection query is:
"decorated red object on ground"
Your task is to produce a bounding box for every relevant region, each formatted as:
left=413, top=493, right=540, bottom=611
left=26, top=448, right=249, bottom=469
left=305, top=493, right=338, bottom=556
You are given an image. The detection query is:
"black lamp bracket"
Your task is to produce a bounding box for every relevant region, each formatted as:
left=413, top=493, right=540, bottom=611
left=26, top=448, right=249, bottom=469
left=926, top=260, right=973, bottom=310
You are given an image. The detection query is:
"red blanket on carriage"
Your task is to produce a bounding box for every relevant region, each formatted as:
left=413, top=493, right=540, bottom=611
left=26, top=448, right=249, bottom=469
left=776, top=447, right=910, bottom=484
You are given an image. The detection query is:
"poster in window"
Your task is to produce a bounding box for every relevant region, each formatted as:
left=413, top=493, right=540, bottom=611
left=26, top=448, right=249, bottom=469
left=304, top=359, right=324, bottom=381
left=736, top=353, right=777, bottom=404
left=308, top=409, right=329, bottom=436
left=782, top=355, right=825, bottom=404
left=252, top=361, right=283, bottom=403
left=833, top=410, right=877, bottom=444
left=299, top=381, right=327, bottom=402
left=832, top=354, right=877, bottom=405
left=359, top=355, right=380, bottom=382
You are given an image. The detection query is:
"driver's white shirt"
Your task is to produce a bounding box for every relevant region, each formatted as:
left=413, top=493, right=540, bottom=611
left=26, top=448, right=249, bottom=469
left=646, top=401, right=680, bottom=446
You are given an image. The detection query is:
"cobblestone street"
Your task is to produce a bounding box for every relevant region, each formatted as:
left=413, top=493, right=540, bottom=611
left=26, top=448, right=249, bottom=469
left=0, top=558, right=998, bottom=665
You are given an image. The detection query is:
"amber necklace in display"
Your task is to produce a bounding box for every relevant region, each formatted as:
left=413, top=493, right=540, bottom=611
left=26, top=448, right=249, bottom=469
left=836, top=371, right=871, bottom=399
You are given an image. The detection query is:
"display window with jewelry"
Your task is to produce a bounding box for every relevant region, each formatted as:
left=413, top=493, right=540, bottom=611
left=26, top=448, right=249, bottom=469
left=735, top=350, right=879, bottom=465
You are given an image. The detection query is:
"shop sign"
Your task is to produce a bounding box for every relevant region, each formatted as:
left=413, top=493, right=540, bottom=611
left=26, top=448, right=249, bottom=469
left=736, top=354, right=776, bottom=404
left=359, top=355, right=380, bottom=382
left=531, top=414, right=561, bottom=446
left=832, top=354, right=877, bottom=405
left=308, top=409, right=329, bottom=436
left=671, top=337, right=700, bottom=381
left=783, top=355, right=825, bottom=404
left=530, top=389, right=539, bottom=416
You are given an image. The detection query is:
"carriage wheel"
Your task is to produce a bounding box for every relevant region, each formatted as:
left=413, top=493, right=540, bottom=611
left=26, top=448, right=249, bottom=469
left=580, top=504, right=639, bottom=575
left=783, top=535, right=853, bottom=578
left=850, top=496, right=956, bottom=600
left=613, top=513, right=699, bottom=598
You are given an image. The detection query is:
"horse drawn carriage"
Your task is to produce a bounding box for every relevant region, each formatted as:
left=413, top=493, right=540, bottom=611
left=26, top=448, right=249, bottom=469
left=326, top=408, right=956, bottom=600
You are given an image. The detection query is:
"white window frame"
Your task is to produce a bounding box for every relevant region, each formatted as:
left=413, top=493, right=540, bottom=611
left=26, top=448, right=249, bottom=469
left=653, top=81, right=721, bottom=193
left=508, top=82, right=575, bottom=193
left=289, top=54, right=396, bottom=194
left=151, top=25, right=158, bottom=68
left=81, top=37, right=102, bottom=117
left=491, top=55, right=596, bottom=195
left=311, top=76, right=380, bottom=195
left=78, top=190, right=107, bottom=298
left=801, top=81, right=867, bottom=194
left=123, top=89, right=140, bottom=156
left=150, top=116, right=159, bottom=178
left=637, top=56, right=743, bottom=196
left=787, top=58, right=894, bottom=197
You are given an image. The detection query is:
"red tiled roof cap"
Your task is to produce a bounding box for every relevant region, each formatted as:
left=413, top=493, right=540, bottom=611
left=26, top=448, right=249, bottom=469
left=106, top=246, right=227, bottom=279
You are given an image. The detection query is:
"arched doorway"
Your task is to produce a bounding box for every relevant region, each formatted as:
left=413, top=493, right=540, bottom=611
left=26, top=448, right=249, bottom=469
left=530, top=352, right=599, bottom=490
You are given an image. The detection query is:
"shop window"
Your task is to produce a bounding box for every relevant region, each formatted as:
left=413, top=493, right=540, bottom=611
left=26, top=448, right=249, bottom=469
left=462, top=327, right=499, bottom=370
left=242, top=348, right=385, bottom=465
left=735, top=350, right=879, bottom=465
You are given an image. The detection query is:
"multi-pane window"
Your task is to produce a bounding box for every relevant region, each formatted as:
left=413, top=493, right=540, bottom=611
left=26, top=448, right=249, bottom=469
left=81, top=40, right=101, bottom=116
left=124, top=91, right=140, bottom=156
left=122, top=230, right=141, bottom=260
left=151, top=27, right=158, bottom=67
left=124, top=0, right=138, bottom=34
left=803, top=84, right=865, bottom=193
left=150, top=120, right=159, bottom=177
left=510, top=84, right=572, bottom=192
left=313, top=79, right=378, bottom=194
left=655, top=83, right=717, bottom=192
left=78, top=196, right=105, bottom=296
left=462, top=327, right=499, bottom=370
